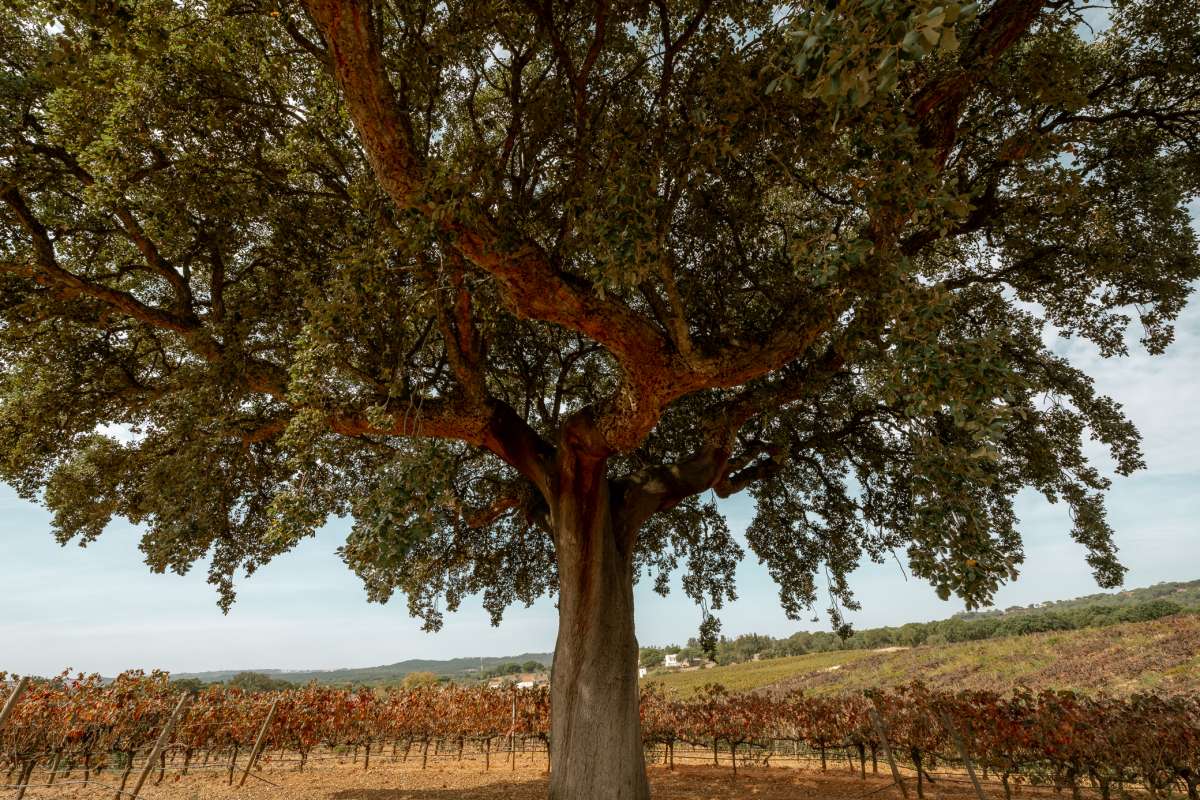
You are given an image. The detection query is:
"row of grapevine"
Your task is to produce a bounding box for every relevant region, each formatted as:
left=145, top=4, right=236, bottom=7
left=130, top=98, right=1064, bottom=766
left=641, top=683, right=1200, bottom=799
left=2, top=672, right=1197, bottom=798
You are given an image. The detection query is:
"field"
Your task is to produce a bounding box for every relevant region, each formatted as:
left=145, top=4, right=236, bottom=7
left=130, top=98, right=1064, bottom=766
left=5, top=673, right=1199, bottom=799
left=4, top=748, right=1112, bottom=800
left=646, top=649, right=875, bottom=694
left=5, top=616, right=1200, bottom=799
left=648, top=613, right=1200, bottom=695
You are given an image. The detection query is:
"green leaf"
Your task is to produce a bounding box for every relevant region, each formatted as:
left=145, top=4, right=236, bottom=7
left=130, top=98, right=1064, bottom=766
left=940, top=27, right=959, bottom=53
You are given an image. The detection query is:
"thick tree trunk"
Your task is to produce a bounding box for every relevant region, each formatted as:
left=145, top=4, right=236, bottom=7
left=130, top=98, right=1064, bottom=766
left=548, top=447, right=650, bottom=800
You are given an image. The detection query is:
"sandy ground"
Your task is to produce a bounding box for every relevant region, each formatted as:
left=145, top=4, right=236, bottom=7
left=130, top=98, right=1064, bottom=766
left=9, top=749, right=1066, bottom=800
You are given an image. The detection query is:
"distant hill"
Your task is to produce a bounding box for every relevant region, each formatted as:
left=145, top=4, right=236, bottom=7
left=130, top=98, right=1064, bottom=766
left=954, top=579, right=1200, bottom=619
left=646, top=613, right=1200, bottom=697
left=643, top=579, right=1200, bottom=666
left=174, top=652, right=553, bottom=687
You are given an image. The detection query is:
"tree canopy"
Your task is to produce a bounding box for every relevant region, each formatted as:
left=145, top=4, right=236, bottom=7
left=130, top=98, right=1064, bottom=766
left=1, top=0, right=1197, bottom=643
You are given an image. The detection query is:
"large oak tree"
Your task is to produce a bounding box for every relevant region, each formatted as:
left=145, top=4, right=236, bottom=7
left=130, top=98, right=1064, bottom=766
left=2, top=0, right=1197, bottom=796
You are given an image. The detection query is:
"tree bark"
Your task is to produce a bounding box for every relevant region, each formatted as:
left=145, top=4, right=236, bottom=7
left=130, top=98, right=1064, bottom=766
left=548, top=446, right=650, bottom=800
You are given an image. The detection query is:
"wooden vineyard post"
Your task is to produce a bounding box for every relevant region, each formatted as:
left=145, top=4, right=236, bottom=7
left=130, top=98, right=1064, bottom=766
left=868, top=704, right=909, bottom=800
left=0, top=677, right=29, bottom=733
left=128, top=693, right=190, bottom=800
left=237, top=697, right=279, bottom=788
left=935, top=709, right=987, bottom=800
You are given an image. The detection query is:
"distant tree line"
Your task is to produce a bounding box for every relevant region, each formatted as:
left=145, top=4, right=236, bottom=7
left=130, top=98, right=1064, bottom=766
left=164, top=663, right=550, bottom=693
left=169, top=671, right=298, bottom=693
left=479, top=660, right=546, bottom=680
left=957, top=579, right=1200, bottom=618
left=641, top=599, right=1190, bottom=668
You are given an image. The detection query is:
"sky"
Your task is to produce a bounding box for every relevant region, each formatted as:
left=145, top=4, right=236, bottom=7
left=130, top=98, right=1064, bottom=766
left=1, top=192, right=1198, bottom=678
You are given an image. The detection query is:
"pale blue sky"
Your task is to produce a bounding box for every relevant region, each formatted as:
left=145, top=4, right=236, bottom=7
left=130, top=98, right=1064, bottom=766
left=2, top=203, right=1198, bottom=677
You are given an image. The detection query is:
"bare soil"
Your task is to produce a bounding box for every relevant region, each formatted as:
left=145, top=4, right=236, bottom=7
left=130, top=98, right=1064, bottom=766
left=14, top=749, right=1071, bottom=800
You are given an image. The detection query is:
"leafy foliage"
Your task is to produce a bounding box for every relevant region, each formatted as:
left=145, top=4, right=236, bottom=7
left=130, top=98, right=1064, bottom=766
left=0, top=0, right=1197, bottom=637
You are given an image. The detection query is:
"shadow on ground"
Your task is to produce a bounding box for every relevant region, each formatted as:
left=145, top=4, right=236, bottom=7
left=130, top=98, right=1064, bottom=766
left=322, top=766, right=898, bottom=800
left=328, top=780, right=546, bottom=800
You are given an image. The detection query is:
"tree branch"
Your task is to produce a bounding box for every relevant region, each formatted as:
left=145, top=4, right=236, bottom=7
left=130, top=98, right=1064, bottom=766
left=4, top=183, right=556, bottom=488
left=303, top=0, right=686, bottom=456
left=2, top=186, right=200, bottom=336
left=910, top=0, right=1048, bottom=165
left=22, top=140, right=194, bottom=309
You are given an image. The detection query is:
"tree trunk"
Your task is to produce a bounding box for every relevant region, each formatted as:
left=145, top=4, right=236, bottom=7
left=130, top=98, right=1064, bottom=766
left=548, top=449, right=650, bottom=800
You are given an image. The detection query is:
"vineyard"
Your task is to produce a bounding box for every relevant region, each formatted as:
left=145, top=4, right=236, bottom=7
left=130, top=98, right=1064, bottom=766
left=1, top=672, right=1198, bottom=800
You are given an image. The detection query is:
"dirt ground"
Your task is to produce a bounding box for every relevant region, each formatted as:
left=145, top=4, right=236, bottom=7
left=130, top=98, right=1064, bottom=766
left=12, top=749, right=1061, bottom=800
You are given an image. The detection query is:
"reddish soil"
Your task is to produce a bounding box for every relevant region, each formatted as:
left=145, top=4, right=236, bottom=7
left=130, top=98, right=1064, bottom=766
left=14, top=749, right=1073, bottom=800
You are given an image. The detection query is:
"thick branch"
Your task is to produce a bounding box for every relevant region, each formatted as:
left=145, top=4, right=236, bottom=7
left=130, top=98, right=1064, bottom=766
left=415, top=248, right=486, bottom=403
left=302, top=0, right=670, bottom=375
left=911, top=0, right=1047, bottom=164
left=24, top=140, right=194, bottom=308
left=302, top=0, right=690, bottom=456
left=2, top=186, right=199, bottom=335
left=618, top=342, right=849, bottom=526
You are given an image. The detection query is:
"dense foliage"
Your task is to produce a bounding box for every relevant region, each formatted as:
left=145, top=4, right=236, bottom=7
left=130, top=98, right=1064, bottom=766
left=2, top=0, right=1198, bottom=636
left=3, top=672, right=1199, bottom=798
left=3, top=2, right=1198, bottom=791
